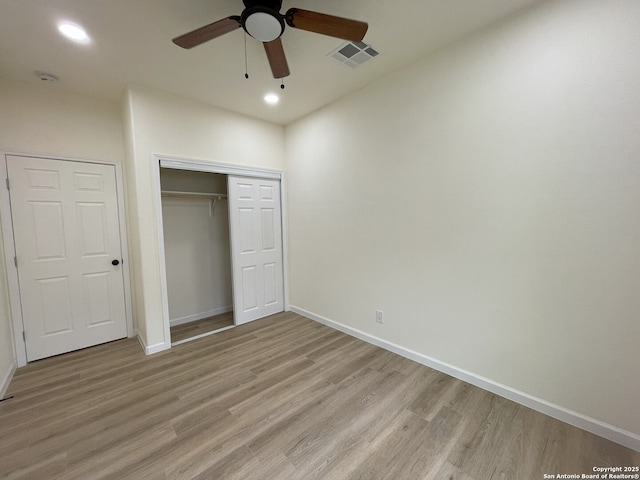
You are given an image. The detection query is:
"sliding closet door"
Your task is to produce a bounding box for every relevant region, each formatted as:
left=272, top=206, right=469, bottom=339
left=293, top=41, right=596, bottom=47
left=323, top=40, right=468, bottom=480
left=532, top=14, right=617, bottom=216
left=228, top=176, right=284, bottom=325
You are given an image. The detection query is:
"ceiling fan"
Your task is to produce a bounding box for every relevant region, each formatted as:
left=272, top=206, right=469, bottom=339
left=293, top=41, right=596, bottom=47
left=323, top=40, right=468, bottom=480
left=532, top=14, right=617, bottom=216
left=172, top=0, right=368, bottom=79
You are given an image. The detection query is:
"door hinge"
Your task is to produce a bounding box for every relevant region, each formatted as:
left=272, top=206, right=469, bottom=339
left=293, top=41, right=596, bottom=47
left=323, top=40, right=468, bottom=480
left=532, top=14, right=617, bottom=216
left=5, top=178, right=9, bottom=190
left=14, top=256, right=17, bottom=268
left=22, top=331, right=26, bottom=342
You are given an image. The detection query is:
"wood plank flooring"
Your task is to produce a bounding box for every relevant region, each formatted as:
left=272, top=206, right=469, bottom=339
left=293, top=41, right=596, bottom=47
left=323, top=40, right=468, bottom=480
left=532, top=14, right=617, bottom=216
left=1, top=312, right=638, bottom=479
left=170, top=311, right=235, bottom=343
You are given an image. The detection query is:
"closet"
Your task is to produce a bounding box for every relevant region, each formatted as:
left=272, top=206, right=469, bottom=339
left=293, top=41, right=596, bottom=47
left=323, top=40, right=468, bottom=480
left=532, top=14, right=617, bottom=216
left=160, top=168, right=234, bottom=344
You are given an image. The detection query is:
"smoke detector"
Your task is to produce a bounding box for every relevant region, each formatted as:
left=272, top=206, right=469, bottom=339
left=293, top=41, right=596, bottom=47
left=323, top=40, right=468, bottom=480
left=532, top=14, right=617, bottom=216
left=328, top=41, right=379, bottom=68
left=34, top=71, right=59, bottom=83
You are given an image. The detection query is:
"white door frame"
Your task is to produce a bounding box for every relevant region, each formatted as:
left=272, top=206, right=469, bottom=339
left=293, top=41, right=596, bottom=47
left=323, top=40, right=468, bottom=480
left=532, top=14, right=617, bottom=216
left=0, top=152, right=135, bottom=367
left=151, top=154, right=290, bottom=350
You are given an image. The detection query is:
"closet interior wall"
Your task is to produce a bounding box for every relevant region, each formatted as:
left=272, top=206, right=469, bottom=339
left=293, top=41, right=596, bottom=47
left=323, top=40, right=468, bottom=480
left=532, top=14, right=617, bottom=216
left=159, top=168, right=232, bottom=327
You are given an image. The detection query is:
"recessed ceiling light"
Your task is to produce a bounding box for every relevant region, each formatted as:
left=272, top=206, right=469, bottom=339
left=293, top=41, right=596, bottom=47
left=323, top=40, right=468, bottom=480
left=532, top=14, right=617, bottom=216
left=264, top=93, right=279, bottom=105
left=264, top=93, right=280, bottom=105
left=58, top=22, right=90, bottom=44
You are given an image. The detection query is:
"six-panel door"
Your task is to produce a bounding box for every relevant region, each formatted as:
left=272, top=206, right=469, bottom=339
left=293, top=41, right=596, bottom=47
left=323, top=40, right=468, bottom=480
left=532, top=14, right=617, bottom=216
left=7, top=155, right=127, bottom=361
left=228, top=176, right=284, bottom=325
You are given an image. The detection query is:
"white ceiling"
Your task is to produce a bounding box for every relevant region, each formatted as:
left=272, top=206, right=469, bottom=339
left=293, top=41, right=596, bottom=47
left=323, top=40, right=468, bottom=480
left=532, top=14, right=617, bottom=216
left=0, top=0, right=541, bottom=125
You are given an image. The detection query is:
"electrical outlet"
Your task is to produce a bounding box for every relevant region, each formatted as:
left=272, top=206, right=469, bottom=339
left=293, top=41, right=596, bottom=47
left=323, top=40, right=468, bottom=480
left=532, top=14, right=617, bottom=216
left=376, top=310, right=384, bottom=324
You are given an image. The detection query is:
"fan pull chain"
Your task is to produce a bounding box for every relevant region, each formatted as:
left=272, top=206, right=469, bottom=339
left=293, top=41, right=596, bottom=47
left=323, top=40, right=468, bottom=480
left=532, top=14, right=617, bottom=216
left=244, top=33, right=249, bottom=79
left=281, top=79, right=285, bottom=89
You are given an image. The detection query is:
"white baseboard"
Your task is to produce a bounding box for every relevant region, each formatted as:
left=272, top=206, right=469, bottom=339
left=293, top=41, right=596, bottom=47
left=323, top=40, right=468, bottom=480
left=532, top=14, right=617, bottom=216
left=169, top=305, right=233, bottom=327
left=290, top=305, right=640, bottom=453
left=137, top=334, right=171, bottom=355
left=1, top=360, right=17, bottom=399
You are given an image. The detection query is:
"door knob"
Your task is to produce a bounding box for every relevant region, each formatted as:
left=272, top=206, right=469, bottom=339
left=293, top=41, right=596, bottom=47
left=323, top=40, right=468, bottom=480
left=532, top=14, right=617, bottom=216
left=112, top=259, right=120, bottom=266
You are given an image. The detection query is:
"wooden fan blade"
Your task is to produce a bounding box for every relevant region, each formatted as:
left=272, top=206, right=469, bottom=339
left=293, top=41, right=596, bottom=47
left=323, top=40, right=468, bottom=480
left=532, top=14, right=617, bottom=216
left=172, top=16, right=241, bottom=49
left=285, top=8, right=368, bottom=42
left=263, top=38, right=290, bottom=79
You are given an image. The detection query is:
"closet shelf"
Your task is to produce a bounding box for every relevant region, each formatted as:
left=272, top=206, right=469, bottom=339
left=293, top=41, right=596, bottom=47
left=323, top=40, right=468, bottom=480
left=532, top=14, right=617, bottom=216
left=161, top=190, right=227, bottom=216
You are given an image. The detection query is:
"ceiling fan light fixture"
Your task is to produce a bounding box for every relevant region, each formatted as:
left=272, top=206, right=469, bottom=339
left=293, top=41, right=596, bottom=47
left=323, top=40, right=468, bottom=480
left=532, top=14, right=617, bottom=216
left=242, top=8, right=284, bottom=42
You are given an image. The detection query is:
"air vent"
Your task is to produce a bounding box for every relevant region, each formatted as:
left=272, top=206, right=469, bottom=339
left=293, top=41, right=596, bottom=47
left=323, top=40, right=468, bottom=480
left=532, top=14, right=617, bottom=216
left=34, top=71, right=59, bottom=83
left=328, top=41, right=379, bottom=69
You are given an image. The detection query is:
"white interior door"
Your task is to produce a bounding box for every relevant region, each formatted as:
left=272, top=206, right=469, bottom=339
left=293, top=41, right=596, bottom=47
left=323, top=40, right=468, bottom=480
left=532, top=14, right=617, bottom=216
left=7, top=155, right=127, bottom=361
left=228, top=176, right=284, bottom=325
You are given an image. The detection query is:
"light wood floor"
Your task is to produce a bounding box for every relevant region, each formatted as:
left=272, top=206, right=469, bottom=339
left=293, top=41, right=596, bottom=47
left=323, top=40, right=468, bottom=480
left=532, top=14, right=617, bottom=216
left=1, top=312, right=638, bottom=479
left=170, top=311, right=235, bottom=343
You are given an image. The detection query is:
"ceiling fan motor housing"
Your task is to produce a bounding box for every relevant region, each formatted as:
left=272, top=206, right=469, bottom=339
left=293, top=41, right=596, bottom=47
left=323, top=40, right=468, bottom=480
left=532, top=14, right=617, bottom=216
left=241, top=0, right=285, bottom=42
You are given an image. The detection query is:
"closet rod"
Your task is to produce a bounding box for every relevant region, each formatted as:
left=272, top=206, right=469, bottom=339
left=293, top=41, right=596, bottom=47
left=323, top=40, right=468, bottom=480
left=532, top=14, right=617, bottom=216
left=161, top=190, right=227, bottom=216
left=161, top=190, right=227, bottom=200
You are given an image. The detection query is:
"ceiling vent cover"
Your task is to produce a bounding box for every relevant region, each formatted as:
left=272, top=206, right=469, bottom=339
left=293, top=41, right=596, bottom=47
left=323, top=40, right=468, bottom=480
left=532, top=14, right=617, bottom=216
left=328, top=41, right=379, bottom=68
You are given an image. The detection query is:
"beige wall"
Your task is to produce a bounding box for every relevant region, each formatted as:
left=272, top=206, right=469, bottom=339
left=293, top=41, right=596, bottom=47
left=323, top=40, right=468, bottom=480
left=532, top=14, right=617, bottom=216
left=0, top=79, right=125, bottom=162
left=123, top=85, right=285, bottom=349
left=0, top=78, right=126, bottom=384
left=285, top=0, right=640, bottom=437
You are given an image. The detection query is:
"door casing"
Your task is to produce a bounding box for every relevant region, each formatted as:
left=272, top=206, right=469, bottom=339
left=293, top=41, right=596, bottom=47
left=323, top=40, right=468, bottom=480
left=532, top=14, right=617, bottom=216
left=0, top=152, right=134, bottom=367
